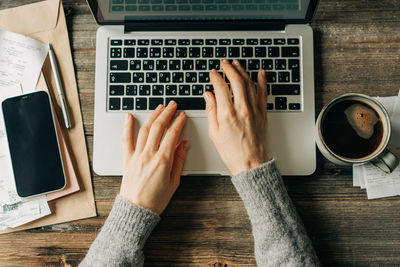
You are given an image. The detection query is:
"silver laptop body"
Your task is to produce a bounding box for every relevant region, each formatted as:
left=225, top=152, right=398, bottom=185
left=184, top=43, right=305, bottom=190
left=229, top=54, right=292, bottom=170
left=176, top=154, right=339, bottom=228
left=88, top=0, right=319, bottom=176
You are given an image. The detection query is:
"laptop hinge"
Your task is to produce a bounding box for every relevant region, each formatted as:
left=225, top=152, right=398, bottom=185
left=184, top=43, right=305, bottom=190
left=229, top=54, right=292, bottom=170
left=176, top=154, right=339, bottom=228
left=124, top=21, right=286, bottom=32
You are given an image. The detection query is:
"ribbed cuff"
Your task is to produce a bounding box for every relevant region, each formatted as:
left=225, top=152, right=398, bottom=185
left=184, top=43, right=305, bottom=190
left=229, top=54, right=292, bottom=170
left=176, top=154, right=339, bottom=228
left=101, top=195, right=161, bottom=248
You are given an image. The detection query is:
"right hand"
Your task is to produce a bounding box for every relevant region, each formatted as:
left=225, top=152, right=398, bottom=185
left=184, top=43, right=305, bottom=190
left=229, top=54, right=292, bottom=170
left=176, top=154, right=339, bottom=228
left=204, top=60, right=269, bottom=176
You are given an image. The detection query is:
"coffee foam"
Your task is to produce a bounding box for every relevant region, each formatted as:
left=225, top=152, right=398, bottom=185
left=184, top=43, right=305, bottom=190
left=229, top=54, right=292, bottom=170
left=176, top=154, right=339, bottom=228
left=344, top=103, right=379, bottom=139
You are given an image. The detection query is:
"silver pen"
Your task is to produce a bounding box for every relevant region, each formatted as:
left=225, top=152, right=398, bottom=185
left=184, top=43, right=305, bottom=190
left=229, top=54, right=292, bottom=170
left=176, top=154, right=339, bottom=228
left=48, top=43, right=72, bottom=129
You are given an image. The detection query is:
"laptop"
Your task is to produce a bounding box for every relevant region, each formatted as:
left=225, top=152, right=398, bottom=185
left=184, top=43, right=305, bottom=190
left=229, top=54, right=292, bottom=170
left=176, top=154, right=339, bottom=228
left=87, top=0, right=319, bottom=176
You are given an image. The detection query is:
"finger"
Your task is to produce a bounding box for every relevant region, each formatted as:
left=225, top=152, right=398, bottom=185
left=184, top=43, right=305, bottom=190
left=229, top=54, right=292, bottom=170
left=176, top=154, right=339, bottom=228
left=257, top=69, right=268, bottom=113
left=209, top=69, right=234, bottom=120
left=122, top=113, right=135, bottom=164
left=232, top=60, right=257, bottom=110
left=144, top=101, right=178, bottom=152
left=170, top=140, right=190, bottom=190
left=203, top=91, right=219, bottom=133
left=159, top=111, right=187, bottom=155
left=136, top=104, right=165, bottom=152
left=221, top=60, right=248, bottom=107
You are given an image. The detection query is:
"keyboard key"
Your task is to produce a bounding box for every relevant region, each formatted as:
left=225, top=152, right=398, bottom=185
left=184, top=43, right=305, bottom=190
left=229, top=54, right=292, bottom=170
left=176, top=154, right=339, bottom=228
left=196, top=60, right=207, bottom=70
left=274, top=38, right=285, bottom=45
left=282, top=47, right=300, bottom=57
left=110, top=48, right=122, bottom=58
left=172, top=72, right=184, bottom=83
left=266, top=72, right=276, bottom=82
left=143, top=60, right=155, bottom=70
left=237, top=59, right=246, bottom=69
left=176, top=47, right=187, bottom=58
left=165, top=39, right=177, bottom=45
left=215, top=47, right=227, bottom=57
left=178, top=39, right=190, bottom=45
left=229, top=47, right=240, bottom=57
left=268, top=47, right=279, bottom=57
left=205, top=84, right=214, bottom=93
left=150, top=47, right=161, bottom=58
left=185, top=72, right=197, bottom=83
left=288, top=59, right=299, bottom=70
left=169, top=60, right=181, bottom=70
left=242, top=47, right=253, bottom=57
left=166, top=85, right=177, bottom=95
left=219, top=39, right=231, bottom=45
left=126, top=5, right=137, bottom=11
left=137, top=47, right=148, bottom=58
left=110, top=85, right=124, bottom=95
left=206, top=39, right=218, bottom=45
left=192, top=4, right=204, bottom=10
left=122, top=98, right=134, bottom=110
left=183, top=59, right=194, bottom=70
left=267, top=103, right=273, bottom=110
left=255, top=47, right=266, bottom=57
left=163, top=47, right=174, bottom=58
left=202, top=47, right=213, bottom=58
left=132, top=72, right=145, bottom=83
left=156, top=60, right=168, bottom=70
left=292, top=69, right=300, bottom=82
left=126, top=85, right=137, bottom=95
left=159, top=72, right=171, bottom=83
left=275, top=59, right=286, bottom=70
left=151, top=39, right=163, bottom=45
left=278, top=72, right=290, bottom=82
left=260, top=38, right=272, bottom=45
left=275, top=97, right=287, bottom=110
left=246, top=39, right=258, bottom=45
left=111, top=40, right=122, bottom=45
left=110, top=72, right=131, bottom=83
left=288, top=38, right=299, bottom=45
left=272, top=84, right=300, bottom=95
left=248, top=59, right=260, bottom=70
left=149, top=98, right=164, bottom=109
left=152, top=85, right=164, bottom=95
left=138, top=39, right=150, bottom=45
left=130, top=60, right=141, bottom=70
left=179, top=5, right=191, bottom=11
left=109, top=98, right=120, bottom=110
left=232, top=4, right=244, bottom=10
left=179, top=85, right=191, bottom=95
left=289, top=103, right=301, bottom=110
left=112, top=5, right=123, bottom=11
left=233, top=39, right=245, bottom=45
left=139, top=85, right=151, bottom=95
left=191, top=39, right=203, bottom=45
left=165, top=4, right=177, bottom=10
left=219, top=4, right=230, bottom=9
left=262, top=59, right=273, bottom=70
left=146, top=72, right=157, bottom=83
left=189, top=47, right=201, bottom=58
left=136, top=98, right=147, bottom=110
left=124, top=39, right=136, bottom=45
left=124, top=48, right=135, bottom=58
left=246, top=4, right=258, bottom=10
left=192, top=85, right=204, bottom=95
left=199, top=72, right=210, bottom=82
left=208, top=60, right=220, bottom=70
left=166, top=97, right=205, bottom=110
left=110, top=60, right=128, bottom=70
left=250, top=72, right=258, bottom=82
left=138, top=5, right=151, bottom=11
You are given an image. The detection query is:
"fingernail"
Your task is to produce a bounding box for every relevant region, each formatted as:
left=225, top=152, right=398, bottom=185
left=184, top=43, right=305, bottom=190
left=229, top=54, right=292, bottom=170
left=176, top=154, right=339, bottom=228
left=211, top=69, right=217, bottom=73
left=125, top=113, right=131, bottom=122
left=155, top=104, right=164, bottom=110
left=203, top=92, right=209, bottom=101
left=168, top=100, right=176, bottom=107
left=222, top=59, right=229, bottom=64
left=232, top=60, right=240, bottom=66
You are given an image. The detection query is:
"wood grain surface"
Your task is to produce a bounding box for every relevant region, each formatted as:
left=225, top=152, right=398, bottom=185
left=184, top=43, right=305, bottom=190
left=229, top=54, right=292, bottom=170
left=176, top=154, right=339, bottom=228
left=0, top=0, right=400, bottom=266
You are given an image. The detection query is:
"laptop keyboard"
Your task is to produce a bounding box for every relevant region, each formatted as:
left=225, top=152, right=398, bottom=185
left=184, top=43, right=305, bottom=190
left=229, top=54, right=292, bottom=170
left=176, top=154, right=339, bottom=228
left=108, top=37, right=301, bottom=112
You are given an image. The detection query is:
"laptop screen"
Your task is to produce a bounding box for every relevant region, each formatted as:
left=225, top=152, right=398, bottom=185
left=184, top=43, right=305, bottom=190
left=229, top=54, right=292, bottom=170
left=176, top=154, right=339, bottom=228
left=88, top=0, right=317, bottom=24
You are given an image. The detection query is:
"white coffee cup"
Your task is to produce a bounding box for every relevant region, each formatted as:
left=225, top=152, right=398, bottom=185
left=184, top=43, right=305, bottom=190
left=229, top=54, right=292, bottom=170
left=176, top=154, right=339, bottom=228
left=315, top=93, right=399, bottom=173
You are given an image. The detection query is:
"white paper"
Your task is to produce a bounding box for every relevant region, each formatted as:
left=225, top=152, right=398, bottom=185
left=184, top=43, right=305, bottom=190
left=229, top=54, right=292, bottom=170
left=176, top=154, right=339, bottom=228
left=0, top=29, right=48, bottom=93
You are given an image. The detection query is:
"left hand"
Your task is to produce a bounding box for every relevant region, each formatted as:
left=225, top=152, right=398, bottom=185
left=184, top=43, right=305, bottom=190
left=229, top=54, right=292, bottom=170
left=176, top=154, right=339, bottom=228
left=120, top=101, right=190, bottom=215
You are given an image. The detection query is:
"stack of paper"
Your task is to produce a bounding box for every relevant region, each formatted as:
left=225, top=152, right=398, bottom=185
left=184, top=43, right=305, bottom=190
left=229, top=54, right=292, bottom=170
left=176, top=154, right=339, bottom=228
left=353, top=93, right=400, bottom=199
left=0, top=29, right=79, bottom=230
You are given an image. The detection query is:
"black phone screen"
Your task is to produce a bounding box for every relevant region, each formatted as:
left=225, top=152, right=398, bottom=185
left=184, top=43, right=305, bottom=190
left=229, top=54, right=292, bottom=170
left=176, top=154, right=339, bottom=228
left=2, top=91, right=65, bottom=197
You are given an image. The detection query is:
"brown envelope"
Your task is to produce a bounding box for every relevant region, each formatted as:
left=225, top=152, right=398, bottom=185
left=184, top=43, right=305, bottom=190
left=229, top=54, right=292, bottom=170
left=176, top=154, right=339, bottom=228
left=0, top=0, right=97, bottom=234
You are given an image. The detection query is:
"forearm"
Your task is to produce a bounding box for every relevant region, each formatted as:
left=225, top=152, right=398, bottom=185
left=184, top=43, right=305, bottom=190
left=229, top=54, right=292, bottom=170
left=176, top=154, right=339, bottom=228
left=232, top=160, right=320, bottom=266
left=80, top=195, right=160, bottom=267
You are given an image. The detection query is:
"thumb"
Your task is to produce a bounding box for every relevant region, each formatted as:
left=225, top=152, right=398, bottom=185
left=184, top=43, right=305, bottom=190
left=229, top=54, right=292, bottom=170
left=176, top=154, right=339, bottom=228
left=170, top=140, right=190, bottom=190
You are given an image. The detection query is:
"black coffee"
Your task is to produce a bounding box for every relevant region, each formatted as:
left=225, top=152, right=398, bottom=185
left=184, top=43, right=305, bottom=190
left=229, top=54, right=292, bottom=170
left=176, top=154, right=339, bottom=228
left=322, top=100, right=384, bottom=159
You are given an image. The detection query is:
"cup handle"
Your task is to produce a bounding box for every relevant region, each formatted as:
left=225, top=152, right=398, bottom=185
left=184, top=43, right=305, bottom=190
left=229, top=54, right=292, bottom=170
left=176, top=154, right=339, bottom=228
left=371, top=149, right=399, bottom=173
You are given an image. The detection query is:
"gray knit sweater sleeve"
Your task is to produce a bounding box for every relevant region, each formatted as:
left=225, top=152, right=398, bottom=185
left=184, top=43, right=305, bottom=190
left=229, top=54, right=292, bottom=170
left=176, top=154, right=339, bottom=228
left=232, top=159, right=320, bottom=266
left=79, top=195, right=160, bottom=267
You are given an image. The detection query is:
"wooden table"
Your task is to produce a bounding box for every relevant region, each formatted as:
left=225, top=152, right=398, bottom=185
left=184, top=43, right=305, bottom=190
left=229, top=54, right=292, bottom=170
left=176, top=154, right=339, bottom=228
left=1, top=0, right=400, bottom=266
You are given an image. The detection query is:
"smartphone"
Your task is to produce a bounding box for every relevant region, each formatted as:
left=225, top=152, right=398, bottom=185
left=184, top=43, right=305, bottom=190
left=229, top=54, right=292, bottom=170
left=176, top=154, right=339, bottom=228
left=2, top=91, right=66, bottom=198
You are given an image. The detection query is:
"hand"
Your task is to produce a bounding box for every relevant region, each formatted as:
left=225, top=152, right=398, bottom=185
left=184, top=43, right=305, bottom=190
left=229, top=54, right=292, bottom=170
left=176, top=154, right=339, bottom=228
left=204, top=60, right=269, bottom=176
left=120, top=101, right=190, bottom=215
